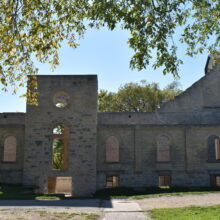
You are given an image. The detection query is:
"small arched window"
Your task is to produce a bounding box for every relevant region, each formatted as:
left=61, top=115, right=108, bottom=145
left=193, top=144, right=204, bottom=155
left=3, top=136, right=17, bottom=162
left=106, top=136, right=119, bottom=162
left=208, top=135, right=220, bottom=161
left=52, top=124, right=69, bottom=170
left=157, top=135, right=170, bottom=162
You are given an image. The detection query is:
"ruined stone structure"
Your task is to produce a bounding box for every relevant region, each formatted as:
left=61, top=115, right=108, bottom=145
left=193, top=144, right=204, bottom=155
left=1, top=56, right=220, bottom=196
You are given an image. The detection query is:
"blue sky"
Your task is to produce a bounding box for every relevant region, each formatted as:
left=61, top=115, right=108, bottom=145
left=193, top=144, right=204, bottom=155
left=0, top=27, right=208, bottom=113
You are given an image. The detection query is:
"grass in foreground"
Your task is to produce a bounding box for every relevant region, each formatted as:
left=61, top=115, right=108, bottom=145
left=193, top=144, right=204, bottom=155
left=0, top=210, right=99, bottom=220
left=150, top=205, right=220, bottom=220
left=33, top=211, right=99, bottom=220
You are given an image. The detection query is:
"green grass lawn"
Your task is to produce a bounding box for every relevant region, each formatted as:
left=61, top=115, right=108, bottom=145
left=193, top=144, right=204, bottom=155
left=150, top=205, right=220, bottom=220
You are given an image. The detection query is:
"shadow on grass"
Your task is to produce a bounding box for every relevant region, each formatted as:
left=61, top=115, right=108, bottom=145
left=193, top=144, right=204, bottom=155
left=0, top=184, right=114, bottom=208
left=1, top=184, right=220, bottom=201
left=0, top=184, right=65, bottom=200
left=94, top=186, right=220, bottom=199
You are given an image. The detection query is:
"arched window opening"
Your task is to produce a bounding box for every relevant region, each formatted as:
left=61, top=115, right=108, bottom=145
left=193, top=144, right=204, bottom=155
left=3, top=136, right=17, bottom=162
left=157, top=135, right=170, bottom=162
left=106, top=136, right=119, bottom=162
left=208, top=135, right=220, bottom=161
left=53, top=91, right=70, bottom=108
left=52, top=124, right=69, bottom=170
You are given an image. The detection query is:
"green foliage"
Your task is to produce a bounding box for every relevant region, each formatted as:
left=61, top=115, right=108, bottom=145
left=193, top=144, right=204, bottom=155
left=53, top=124, right=65, bottom=135
left=0, top=0, right=86, bottom=103
left=1, top=0, right=220, bottom=104
left=52, top=139, right=64, bottom=170
left=150, top=205, right=220, bottom=220
left=98, top=81, right=182, bottom=112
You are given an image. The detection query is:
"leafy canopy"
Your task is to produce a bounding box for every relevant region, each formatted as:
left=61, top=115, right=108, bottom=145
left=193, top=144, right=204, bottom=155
left=0, top=0, right=220, bottom=103
left=98, top=81, right=182, bottom=112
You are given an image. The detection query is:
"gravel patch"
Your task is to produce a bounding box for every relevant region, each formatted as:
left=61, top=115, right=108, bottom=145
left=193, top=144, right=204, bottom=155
left=136, top=193, right=220, bottom=210
left=0, top=209, right=100, bottom=220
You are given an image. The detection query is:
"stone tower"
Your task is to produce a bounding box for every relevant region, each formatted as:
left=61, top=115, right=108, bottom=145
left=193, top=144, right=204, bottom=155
left=23, top=75, right=97, bottom=196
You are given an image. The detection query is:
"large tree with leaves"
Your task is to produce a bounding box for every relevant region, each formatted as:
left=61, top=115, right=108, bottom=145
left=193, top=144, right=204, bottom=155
left=98, top=81, right=182, bottom=112
left=0, top=0, right=219, bottom=103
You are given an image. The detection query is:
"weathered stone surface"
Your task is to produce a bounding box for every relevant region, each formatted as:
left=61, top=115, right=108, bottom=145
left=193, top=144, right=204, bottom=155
left=23, top=75, right=97, bottom=196
left=1, top=57, right=220, bottom=195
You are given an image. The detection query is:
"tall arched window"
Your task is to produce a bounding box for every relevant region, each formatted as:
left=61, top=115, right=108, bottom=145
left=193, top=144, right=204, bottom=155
left=208, top=135, right=220, bottom=161
left=157, top=135, right=170, bottom=162
left=106, top=136, right=119, bottom=162
left=3, top=136, right=17, bottom=162
left=52, top=124, right=69, bottom=170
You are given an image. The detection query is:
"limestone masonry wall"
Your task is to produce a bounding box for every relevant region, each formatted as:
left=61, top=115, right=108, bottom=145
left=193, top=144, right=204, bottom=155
left=0, top=113, right=25, bottom=184
left=1, top=56, right=220, bottom=195
left=23, top=75, right=97, bottom=196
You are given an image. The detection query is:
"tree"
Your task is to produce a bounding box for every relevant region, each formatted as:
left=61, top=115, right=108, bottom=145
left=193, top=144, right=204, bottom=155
left=52, top=138, right=64, bottom=170
left=0, top=0, right=219, bottom=103
left=98, top=81, right=182, bottom=112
